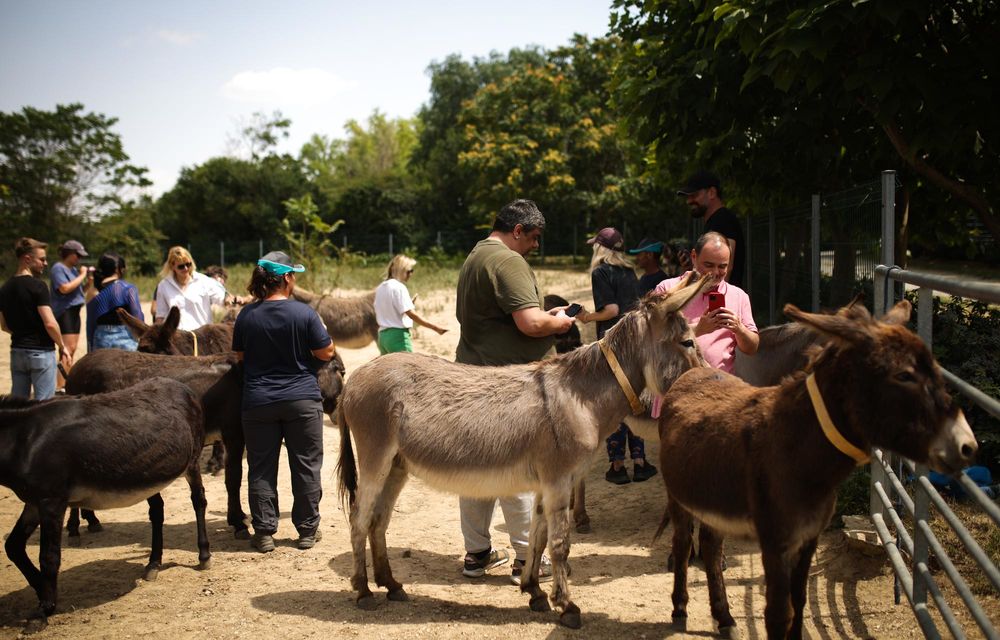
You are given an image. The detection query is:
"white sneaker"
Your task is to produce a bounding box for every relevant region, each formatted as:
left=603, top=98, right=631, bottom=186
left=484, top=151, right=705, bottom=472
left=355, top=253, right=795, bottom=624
left=510, top=554, right=553, bottom=585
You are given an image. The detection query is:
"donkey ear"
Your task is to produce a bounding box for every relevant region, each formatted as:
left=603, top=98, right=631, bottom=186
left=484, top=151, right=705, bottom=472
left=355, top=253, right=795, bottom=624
left=881, top=299, right=913, bottom=325
left=118, top=308, right=149, bottom=339
left=784, top=303, right=872, bottom=345
left=163, top=306, right=181, bottom=336
left=660, top=273, right=712, bottom=313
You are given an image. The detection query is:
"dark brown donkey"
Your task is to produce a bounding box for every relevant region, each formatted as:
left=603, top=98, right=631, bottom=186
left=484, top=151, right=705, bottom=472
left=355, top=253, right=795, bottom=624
left=656, top=301, right=978, bottom=639
left=66, top=348, right=347, bottom=540
left=337, top=274, right=710, bottom=629
left=0, top=378, right=210, bottom=627
left=120, top=305, right=235, bottom=355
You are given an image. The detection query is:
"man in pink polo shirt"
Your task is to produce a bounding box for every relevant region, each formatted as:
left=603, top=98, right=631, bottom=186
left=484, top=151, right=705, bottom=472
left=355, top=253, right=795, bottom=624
left=653, top=231, right=759, bottom=373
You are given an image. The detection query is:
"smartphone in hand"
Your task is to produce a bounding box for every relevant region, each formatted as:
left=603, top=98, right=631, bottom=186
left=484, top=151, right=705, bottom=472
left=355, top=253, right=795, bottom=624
left=707, top=292, right=725, bottom=311
left=565, top=303, right=583, bottom=317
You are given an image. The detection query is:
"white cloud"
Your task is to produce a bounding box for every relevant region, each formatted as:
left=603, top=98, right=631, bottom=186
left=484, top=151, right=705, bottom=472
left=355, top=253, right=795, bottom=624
left=156, top=29, right=202, bottom=46
left=221, top=68, right=352, bottom=107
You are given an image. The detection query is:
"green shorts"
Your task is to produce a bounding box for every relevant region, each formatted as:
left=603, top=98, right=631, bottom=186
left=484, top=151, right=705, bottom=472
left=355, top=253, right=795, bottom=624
left=377, top=327, right=413, bottom=355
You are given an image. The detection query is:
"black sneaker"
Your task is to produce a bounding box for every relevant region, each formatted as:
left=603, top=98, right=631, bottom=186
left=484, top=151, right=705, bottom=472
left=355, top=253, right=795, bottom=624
left=632, top=462, right=658, bottom=482
left=462, top=548, right=510, bottom=578
left=605, top=464, right=631, bottom=485
left=297, top=528, right=322, bottom=550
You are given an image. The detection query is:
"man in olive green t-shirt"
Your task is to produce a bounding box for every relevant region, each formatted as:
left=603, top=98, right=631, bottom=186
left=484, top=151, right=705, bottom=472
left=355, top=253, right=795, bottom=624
left=455, top=199, right=576, bottom=585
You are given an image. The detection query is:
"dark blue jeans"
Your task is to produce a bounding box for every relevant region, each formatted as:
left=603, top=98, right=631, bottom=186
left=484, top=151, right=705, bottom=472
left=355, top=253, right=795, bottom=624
left=606, top=423, right=646, bottom=462
left=242, top=398, right=324, bottom=536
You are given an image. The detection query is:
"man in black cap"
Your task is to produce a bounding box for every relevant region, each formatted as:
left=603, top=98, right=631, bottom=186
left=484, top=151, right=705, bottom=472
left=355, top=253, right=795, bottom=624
left=677, top=170, right=745, bottom=287
left=627, top=237, right=668, bottom=296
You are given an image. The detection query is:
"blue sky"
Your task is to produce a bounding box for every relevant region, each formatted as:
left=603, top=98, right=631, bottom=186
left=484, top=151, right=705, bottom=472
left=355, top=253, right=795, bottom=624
left=0, top=0, right=613, bottom=194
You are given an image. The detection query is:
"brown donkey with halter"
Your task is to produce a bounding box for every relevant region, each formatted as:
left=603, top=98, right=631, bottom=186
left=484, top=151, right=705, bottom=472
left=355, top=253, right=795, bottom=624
left=337, top=274, right=710, bottom=629
left=656, top=300, right=978, bottom=639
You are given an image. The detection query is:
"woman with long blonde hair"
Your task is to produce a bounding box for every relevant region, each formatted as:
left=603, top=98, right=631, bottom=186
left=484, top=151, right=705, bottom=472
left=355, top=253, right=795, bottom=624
left=154, top=246, right=228, bottom=330
left=576, top=227, right=657, bottom=485
left=374, top=254, right=447, bottom=354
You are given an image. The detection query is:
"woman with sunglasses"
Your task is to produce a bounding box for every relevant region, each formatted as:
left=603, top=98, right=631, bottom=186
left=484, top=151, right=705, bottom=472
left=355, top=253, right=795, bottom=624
left=373, top=254, right=447, bottom=355
left=154, top=246, right=231, bottom=330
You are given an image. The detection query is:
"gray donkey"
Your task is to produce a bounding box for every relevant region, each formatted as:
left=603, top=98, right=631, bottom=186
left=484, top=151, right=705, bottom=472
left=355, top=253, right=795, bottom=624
left=336, top=273, right=710, bottom=629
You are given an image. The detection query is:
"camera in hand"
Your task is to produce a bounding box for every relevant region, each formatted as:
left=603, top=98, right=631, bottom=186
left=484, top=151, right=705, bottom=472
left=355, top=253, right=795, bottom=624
left=565, top=303, right=583, bottom=317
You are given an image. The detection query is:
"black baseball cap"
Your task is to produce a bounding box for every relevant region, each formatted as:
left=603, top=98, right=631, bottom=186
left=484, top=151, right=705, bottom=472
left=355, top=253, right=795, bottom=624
left=676, top=170, right=721, bottom=196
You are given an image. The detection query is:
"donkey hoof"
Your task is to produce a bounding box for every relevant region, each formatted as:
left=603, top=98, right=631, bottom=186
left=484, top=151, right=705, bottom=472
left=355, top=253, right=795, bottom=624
left=670, top=613, right=687, bottom=631
left=68, top=535, right=82, bottom=547
left=87, top=522, right=103, bottom=533
left=575, top=521, right=591, bottom=534
left=233, top=528, right=251, bottom=541
left=559, top=605, right=582, bottom=629
left=529, top=594, right=551, bottom=613
left=719, top=625, right=741, bottom=640
left=387, top=588, right=409, bottom=602
left=143, top=566, right=160, bottom=582
left=198, top=558, right=212, bottom=571
left=356, top=595, right=378, bottom=611
left=23, top=615, right=48, bottom=635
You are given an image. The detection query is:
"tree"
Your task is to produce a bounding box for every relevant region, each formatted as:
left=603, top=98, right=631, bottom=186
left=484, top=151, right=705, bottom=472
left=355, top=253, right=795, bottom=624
left=226, top=110, right=292, bottom=161
left=0, top=103, right=149, bottom=265
left=611, top=0, right=999, bottom=253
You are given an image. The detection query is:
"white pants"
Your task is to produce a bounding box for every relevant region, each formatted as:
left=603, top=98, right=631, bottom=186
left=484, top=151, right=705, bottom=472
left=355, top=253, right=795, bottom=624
left=459, top=493, right=534, bottom=561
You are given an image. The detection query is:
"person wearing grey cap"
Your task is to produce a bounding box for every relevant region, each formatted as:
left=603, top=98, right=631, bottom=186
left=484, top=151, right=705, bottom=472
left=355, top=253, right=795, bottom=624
left=50, top=240, right=92, bottom=380
left=677, top=170, right=745, bottom=287
left=232, top=251, right=336, bottom=553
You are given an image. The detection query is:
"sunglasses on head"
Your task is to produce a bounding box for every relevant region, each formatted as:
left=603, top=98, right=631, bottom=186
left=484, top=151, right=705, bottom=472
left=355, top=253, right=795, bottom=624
left=175, top=262, right=193, bottom=270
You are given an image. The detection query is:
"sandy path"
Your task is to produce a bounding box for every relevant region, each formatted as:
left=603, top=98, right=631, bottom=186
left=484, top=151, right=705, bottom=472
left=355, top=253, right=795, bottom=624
left=0, top=271, right=925, bottom=638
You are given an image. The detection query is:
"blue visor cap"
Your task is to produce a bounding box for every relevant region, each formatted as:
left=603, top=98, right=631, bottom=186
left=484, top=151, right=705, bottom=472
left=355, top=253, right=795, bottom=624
left=258, top=250, right=306, bottom=275
left=626, top=241, right=664, bottom=255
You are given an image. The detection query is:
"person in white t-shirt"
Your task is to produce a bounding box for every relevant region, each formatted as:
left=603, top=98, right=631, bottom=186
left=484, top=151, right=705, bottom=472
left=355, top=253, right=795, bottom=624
left=374, top=254, right=447, bottom=354
left=154, top=246, right=239, bottom=331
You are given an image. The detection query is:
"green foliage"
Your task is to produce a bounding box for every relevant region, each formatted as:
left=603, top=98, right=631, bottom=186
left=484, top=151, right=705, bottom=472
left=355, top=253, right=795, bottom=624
left=834, top=467, right=872, bottom=521
left=0, top=103, right=149, bottom=270
left=154, top=154, right=310, bottom=263
left=610, top=0, right=1000, bottom=252
left=88, top=196, right=166, bottom=274
left=281, top=193, right=342, bottom=287
left=922, top=295, right=1000, bottom=470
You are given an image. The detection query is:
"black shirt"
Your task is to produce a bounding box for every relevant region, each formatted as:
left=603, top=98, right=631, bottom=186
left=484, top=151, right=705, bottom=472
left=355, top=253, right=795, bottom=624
left=637, top=270, right=669, bottom=297
left=0, top=275, right=55, bottom=350
left=591, top=263, right=639, bottom=339
left=705, top=206, right=745, bottom=288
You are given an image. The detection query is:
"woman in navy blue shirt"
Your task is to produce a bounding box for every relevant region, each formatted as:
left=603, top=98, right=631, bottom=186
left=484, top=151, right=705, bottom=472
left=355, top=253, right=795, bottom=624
left=86, top=253, right=143, bottom=351
left=232, top=251, right=335, bottom=553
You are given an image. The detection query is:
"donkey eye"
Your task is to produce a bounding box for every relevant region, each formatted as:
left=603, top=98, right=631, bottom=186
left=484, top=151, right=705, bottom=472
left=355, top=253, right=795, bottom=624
left=895, top=371, right=917, bottom=383
left=681, top=339, right=695, bottom=349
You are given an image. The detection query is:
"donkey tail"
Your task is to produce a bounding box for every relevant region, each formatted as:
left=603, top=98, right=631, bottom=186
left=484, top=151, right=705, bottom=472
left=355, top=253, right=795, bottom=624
left=653, top=504, right=671, bottom=543
left=335, top=403, right=358, bottom=512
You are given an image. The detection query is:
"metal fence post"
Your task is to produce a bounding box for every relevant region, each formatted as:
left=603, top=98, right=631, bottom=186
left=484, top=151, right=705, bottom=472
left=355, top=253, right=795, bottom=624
left=811, top=194, right=820, bottom=312
left=220, top=241, right=225, bottom=268
left=436, top=231, right=442, bottom=248
left=882, top=170, right=896, bottom=267
left=912, top=286, right=934, bottom=607
left=258, top=239, right=263, bottom=259
left=768, top=211, right=776, bottom=325
left=389, top=233, right=393, bottom=256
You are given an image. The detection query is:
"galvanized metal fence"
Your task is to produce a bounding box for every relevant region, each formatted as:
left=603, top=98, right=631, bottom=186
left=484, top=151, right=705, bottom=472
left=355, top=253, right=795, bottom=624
left=872, top=266, right=1000, bottom=639
left=746, top=171, right=894, bottom=326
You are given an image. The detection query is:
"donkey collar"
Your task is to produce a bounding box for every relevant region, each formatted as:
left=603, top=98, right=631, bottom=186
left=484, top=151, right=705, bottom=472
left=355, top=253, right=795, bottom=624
left=599, top=340, right=645, bottom=416
left=806, top=373, right=869, bottom=465
left=186, top=330, right=199, bottom=357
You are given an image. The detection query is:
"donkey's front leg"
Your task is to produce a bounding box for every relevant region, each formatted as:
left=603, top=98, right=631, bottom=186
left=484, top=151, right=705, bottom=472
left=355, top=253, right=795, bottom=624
left=540, top=483, right=580, bottom=628
left=668, top=499, right=694, bottom=630
left=788, top=537, right=819, bottom=640
left=699, top=523, right=737, bottom=637
left=760, top=544, right=795, bottom=639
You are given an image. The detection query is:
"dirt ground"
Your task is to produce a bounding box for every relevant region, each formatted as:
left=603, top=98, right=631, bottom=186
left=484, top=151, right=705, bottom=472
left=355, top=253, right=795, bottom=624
left=0, top=271, right=932, bottom=639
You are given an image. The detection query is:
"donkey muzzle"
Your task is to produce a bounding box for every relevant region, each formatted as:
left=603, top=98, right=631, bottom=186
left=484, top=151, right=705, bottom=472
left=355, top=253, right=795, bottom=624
left=928, top=409, right=978, bottom=475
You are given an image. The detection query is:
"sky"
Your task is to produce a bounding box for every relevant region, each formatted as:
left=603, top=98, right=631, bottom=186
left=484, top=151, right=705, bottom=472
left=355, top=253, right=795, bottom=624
left=0, top=0, right=613, bottom=195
